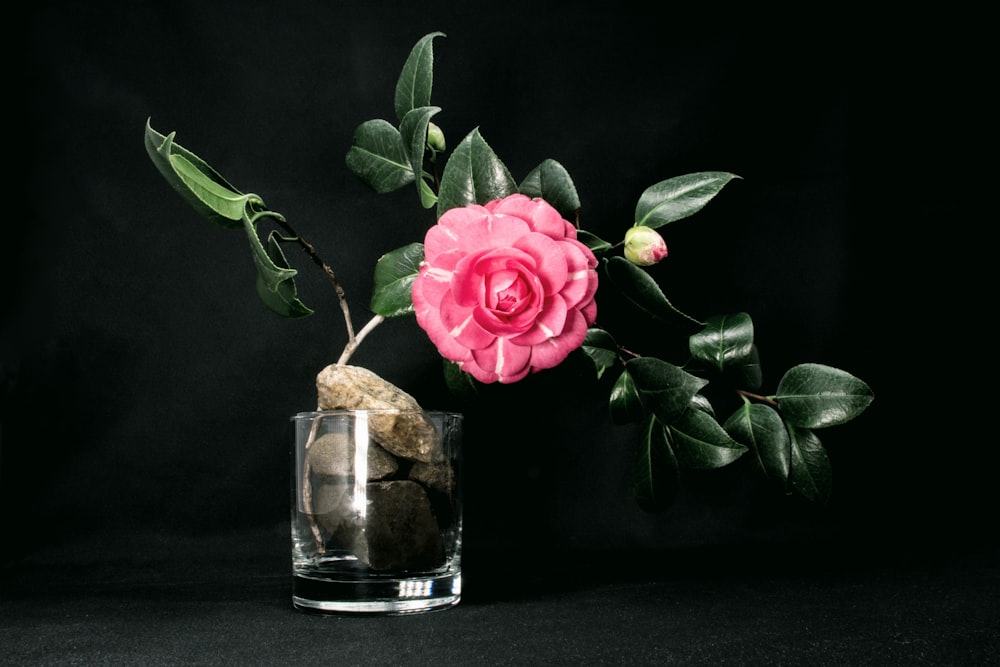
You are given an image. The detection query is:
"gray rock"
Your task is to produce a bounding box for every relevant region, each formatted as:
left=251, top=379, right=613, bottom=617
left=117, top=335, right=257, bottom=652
left=311, top=478, right=351, bottom=534
left=306, top=431, right=399, bottom=480
left=408, top=460, right=456, bottom=496
left=315, top=364, right=444, bottom=464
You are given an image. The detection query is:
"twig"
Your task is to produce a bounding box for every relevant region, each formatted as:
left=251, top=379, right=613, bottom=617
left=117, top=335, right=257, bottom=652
left=336, top=314, right=386, bottom=366
left=736, top=389, right=779, bottom=408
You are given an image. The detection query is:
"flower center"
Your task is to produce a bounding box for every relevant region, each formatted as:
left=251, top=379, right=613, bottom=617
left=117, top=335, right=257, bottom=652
left=486, top=270, right=530, bottom=316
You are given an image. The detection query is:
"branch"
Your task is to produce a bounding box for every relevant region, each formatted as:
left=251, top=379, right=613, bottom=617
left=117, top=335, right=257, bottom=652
left=273, top=217, right=357, bottom=342
left=337, top=315, right=386, bottom=365
left=736, top=389, right=779, bottom=408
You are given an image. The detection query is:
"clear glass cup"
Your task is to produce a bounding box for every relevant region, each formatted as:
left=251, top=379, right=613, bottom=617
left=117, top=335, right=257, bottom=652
left=290, top=410, right=463, bottom=614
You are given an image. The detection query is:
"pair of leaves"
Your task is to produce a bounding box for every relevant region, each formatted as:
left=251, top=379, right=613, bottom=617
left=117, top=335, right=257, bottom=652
left=723, top=401, right=831, bottom=503
left=610, top=355, right=748, bottom=511
left=632, top=408, right=748, bottom=512
left=347, top=31, right=585, bottom=225
left=722, top=363, right=873, bottom=503
left=144, top=120, right=312, bottom=318
left=345, top=31, right=524, bottom=215
left=345, top=32, right=445, bottom=208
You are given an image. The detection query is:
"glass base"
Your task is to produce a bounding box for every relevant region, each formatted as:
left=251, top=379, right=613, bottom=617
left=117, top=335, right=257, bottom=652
left=291, top=572, right=461, bottom=615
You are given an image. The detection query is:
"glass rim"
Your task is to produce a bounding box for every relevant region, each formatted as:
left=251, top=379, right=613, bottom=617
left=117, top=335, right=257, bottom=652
left=291, top=409, right=463, bottom=421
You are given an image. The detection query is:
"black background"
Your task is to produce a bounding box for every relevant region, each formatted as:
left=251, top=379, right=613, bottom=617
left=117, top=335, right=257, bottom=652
left=5, top=0, right=994, bottom=642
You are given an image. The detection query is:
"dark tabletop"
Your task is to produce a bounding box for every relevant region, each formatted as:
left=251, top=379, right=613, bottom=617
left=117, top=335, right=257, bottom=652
left=3, top=529, right=997, bottom=666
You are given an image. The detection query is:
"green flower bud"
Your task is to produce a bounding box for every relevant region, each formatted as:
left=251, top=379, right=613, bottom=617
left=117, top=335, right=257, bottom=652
left=623, top=226, right=668, bottom=266
left=426, top=122, right=446, bottom=152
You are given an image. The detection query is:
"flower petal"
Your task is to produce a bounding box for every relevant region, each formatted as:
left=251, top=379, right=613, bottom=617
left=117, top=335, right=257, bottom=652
left=471, top=337, right=532, bottom=384
left=528, top=308, right=589, bottom=371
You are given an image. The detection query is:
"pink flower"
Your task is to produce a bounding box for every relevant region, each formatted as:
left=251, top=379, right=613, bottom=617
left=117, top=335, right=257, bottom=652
left=412, top=194, right=599, bottom=384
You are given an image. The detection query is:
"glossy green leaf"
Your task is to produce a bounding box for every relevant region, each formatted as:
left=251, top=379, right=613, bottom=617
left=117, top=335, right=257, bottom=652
left=345, top=119, right=415, bottom=193
left=577, top=230, right=613, bottom=257
left=689, top=312, right=754, bottom=374
left=244, top=215, right=313, bottom=318
left=443, top=359, right=478, bottom=403
left=633, top=415, right=679, bottom=513
left=635, top=171, right=740, bottom=229
left=787, top=424, right=832, bottom=504
left=775, top=363, right=874, bottom=428
left=436, top=128, right=516, bottom=217
left=690, top=393, right=715, bottom=417
left=609, top=367, right=643, bottom=425
left=518, top=159, right=581, bottom=221
left=736, top=344, right=763, bottom=392
left=394, top=32, right=445, bottom=123
left=370, top=242, right=423, bottom=317
left=144, top=120, right=252, bottom=230
left=669, top=407, right=747, bottom=469
left=417, top=178, right=438, bottom=209
left=626, top=356, right=708, bottom=424
left=723, top=402, right=790, bottom=486
left=399, top=106, right=441, bottom=208
left=605, top=256, right=703, bottom=327
left=581, top=328, right=618, bottom=379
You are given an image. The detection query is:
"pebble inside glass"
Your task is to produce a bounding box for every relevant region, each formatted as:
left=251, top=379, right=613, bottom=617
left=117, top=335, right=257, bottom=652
left=291, top=410, right=463, bottom=614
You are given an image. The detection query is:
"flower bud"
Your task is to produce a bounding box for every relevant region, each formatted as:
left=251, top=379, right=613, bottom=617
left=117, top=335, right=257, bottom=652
left=623, top=226, right=668, bottom=266
left=426, top=122, right=446, bottom=152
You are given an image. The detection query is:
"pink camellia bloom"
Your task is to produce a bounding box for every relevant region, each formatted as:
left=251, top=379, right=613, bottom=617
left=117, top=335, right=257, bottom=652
left=412, top=193, right=599, bottom=384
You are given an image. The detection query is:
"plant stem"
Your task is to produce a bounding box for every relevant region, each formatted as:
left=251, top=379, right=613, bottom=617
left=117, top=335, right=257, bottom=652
left=274, top=218, right=358, bottom=343
left=736, top=389, right=778, bottom=408
left=274, top=215, right=386, bottom=365
left=336, top=314, right=386, bottom=365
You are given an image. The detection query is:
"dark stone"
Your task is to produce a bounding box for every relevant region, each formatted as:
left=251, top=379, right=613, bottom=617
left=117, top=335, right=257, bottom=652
left=348, top=480, right=445, bottom=571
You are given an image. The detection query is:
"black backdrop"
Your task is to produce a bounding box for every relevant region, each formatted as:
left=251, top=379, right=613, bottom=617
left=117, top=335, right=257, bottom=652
left=5, top=2, right=989, bottom=575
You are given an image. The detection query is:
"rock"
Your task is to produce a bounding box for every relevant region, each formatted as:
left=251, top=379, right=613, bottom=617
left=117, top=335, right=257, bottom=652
left=339, top=480, right=445, bottom=571
left=408, top=461, right=455, bottom=496
left=311, top=478, right=351, bottom=534
left=306, top=431, right=398, bottom=480
left=315, top=364, right=443, bottom=464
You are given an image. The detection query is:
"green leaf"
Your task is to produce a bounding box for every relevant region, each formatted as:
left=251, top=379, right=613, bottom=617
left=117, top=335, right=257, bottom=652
left=581, top=328, right=618, bottom=379
left=787, top=424, right=832, bottom=504
left=370, top=242, right=424, bottom=317
left=635, top=171, right=741, bottom=229
left=669, top=407, right=747, bottom=469
left=633, top=415, right=679, bottom=513
left=394, top=31, right=445, bottom=123
left=345, top=119, right=415, bottom=193
left=690, top=393, right=715, bottom=417
left=399, top=106, right=442, bottom=208
left=244, top=215, right=313, bottom=318
left=689, top=312, right=754, bottom=374
left=605, top=256, right=703, bottom=327
left=723, top=402, right=790, bottom=486
left=736, top=344, right=763, bottom=392
left=576, top=230, right=613, bottom=257
left=442, top=359, right=478, bottom=403
left=775, top=363, right=874, bottom=429
left=626, top=356, right=708, bottom=424
left=609, top=367, right=643, bottom=424
left=436, top=128, right=516, bottom=217
left=518, top=159, right=581, bottom=221
left=144, top=120, right=253, bottom=230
